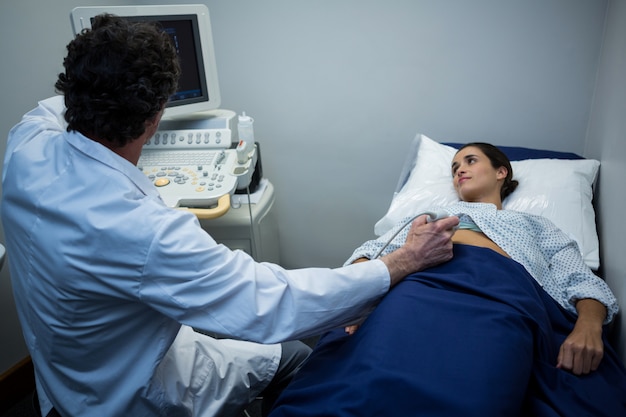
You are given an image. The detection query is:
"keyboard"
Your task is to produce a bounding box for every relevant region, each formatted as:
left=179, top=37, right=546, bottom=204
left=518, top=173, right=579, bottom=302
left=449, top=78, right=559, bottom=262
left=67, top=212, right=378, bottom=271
left=138, top=128, right=239, bottom=208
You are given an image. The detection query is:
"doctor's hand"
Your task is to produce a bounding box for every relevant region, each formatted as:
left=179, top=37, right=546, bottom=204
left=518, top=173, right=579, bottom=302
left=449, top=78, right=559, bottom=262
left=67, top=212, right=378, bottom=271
left=381, top=214, right=458, bottom=288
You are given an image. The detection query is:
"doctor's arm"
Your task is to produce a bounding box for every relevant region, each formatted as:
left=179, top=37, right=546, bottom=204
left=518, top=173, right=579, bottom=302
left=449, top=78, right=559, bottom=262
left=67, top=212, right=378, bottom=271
left=367, top=214, right=457, bottom=288
left=345, top=215, right=458, bottom=335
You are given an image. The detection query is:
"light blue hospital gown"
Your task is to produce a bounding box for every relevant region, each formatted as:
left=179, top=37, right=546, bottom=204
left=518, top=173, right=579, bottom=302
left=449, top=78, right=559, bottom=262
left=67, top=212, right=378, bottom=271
left=346, top=201, right=619, bottom=323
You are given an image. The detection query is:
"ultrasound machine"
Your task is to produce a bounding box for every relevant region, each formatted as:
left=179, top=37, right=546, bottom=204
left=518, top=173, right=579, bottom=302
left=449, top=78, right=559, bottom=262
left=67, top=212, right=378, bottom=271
left=70, top=5, right=260, bottom=219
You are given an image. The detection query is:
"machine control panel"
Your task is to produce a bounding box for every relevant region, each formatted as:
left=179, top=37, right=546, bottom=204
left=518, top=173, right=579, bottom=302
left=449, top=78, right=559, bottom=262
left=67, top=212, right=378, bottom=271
left=138, top=127, right=255, bottom=209
left=144, top=128, right=231, bottom=149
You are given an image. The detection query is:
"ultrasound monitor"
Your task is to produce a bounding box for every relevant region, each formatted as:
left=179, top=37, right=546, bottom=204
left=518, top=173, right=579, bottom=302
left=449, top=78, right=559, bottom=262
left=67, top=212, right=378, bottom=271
left=70, top=4, right=221, bottom=119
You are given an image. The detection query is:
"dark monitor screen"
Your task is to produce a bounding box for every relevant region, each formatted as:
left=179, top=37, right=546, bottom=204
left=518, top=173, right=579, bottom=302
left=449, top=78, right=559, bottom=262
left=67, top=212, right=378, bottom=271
left=71, top=4, right=222, bottom=118
left=126, top=15, right=207, bottom=108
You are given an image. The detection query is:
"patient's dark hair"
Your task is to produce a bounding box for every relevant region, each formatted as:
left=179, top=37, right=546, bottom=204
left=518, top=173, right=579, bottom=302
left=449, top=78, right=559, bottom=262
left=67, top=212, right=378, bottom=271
left=457, top=142, right=519, bottom=201
left=55, top=14, right=181, bottom=147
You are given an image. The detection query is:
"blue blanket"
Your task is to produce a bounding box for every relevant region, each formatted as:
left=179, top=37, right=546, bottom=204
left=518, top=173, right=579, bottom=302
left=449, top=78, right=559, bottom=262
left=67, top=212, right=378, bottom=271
left=270, top=245, right=626, bottom=417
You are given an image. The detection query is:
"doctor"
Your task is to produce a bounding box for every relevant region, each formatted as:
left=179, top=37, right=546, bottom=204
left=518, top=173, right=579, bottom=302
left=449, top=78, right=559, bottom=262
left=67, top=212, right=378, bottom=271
left=1, top=13, right=458, bottom=417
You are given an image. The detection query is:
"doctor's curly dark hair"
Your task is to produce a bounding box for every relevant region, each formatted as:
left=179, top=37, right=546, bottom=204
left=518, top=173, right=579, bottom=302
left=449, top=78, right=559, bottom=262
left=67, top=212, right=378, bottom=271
left=55, top=13, right=180, bottom=147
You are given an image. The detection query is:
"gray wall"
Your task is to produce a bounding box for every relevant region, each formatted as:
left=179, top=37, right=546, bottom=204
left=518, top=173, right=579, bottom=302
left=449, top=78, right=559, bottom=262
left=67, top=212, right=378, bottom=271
left=2, top=0, right=624, bottom=373
left=199, top=0, right=607, bottom=269
left=586, top=0, right=626, bottom=358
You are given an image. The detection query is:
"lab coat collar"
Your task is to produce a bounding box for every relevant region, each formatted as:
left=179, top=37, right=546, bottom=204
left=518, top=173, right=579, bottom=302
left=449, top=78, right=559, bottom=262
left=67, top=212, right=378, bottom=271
left=65, top=130, right=162, bottom=202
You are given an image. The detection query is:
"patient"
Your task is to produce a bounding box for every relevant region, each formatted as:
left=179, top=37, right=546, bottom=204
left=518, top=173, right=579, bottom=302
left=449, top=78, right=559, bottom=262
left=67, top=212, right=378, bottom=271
left=348, top=142, right=617, bottom=374
left=268, top=143, right=626, bottom=417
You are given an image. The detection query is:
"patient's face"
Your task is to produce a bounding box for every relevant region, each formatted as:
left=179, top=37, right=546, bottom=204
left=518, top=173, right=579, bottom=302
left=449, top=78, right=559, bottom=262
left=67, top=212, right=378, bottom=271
left=451, top=146, right=506, bottom=204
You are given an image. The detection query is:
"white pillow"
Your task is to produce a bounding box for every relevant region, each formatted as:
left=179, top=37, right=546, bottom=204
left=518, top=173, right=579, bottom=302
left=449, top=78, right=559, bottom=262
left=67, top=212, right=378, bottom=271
left=375, top=134, right=600, bottom=269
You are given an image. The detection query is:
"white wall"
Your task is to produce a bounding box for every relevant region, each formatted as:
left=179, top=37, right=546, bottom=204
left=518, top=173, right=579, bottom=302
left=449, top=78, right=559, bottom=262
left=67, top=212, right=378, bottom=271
left=586, top=0, right=626, bottom=361
left=1, top=0, right=619, bottom=373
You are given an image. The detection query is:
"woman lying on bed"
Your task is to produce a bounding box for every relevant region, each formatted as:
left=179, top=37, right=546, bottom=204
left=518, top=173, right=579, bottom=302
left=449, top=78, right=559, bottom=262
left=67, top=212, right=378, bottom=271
left=269, top=143, right=626, bottom=417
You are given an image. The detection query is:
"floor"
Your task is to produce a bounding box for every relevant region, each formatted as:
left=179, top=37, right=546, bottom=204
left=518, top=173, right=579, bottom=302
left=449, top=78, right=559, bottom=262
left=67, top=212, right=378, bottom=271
left=0, top=395, right=34, bottom=417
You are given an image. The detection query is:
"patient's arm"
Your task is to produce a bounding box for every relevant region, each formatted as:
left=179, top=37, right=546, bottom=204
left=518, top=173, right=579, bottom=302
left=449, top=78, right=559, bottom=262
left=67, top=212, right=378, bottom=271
left=557, top=298, right=606, bottom=375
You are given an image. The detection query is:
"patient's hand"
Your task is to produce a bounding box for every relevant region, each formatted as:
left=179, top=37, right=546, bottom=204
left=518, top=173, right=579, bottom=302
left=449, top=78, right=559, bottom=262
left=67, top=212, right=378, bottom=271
left=345, top=324, right=359, bottom=335
left=557, top=326, right=604, bottom=375
left=381, top=214, right=458, bottom=288
left=557, top=298, right=606, bottom=375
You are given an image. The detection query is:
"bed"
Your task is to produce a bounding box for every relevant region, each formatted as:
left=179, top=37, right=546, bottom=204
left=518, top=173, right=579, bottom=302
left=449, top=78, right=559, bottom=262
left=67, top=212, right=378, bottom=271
left=268, top=135, right=626, bottom=417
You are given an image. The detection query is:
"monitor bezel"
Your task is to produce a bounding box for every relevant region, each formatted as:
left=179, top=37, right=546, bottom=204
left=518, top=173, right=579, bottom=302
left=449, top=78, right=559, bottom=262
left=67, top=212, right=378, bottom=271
left=70, top=4, right=222, bottom=119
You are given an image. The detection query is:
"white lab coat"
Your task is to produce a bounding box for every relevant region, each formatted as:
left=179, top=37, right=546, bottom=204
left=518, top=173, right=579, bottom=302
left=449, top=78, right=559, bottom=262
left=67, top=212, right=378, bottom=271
left=2, top=96, right=390, bottom=416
